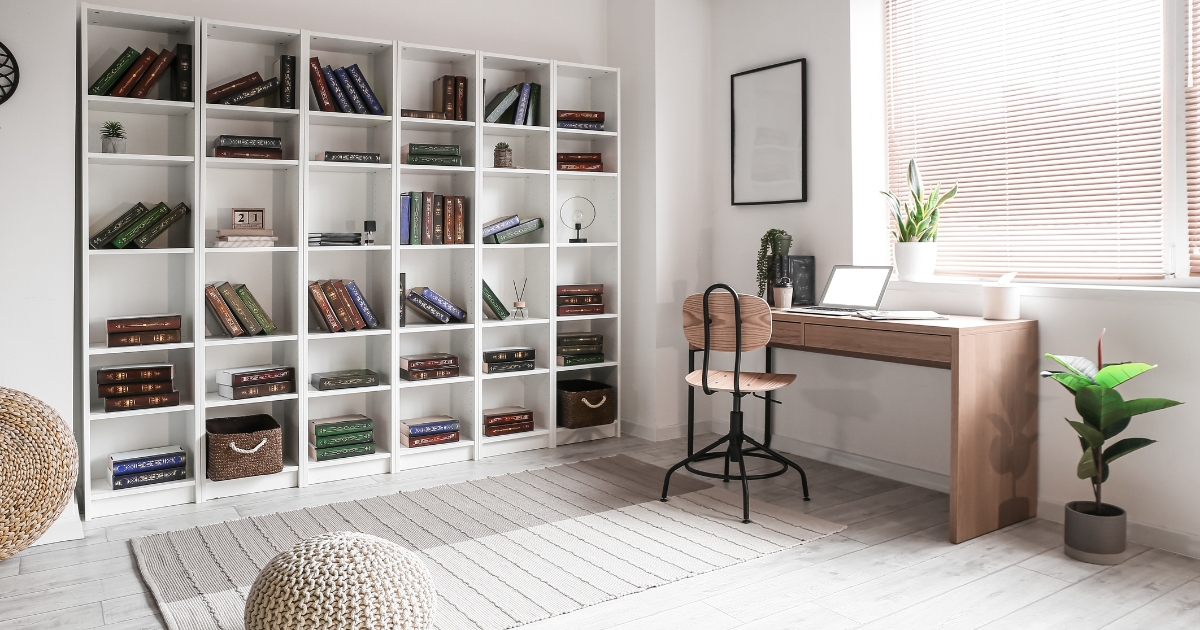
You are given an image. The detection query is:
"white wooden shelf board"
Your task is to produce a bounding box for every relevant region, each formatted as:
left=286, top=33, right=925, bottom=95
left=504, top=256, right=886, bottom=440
left=482, top=123, right=551, bottom=137
left=308, top=161, right=393, bottom=173
left=400, top=164, right=475, bottom=174
left=483, top=428, right=550, bottom=443
left=307, top=384, right=392, bottom=398
left=88, top=404, right=196, bottom=422
left=558, top=313, right=618, bottom=321
left=397, top=244, right=473, bottom=251
left=396, top=322, right=474, bottom=334
left=556, top=128, right=617, bottom=140
left=91, top=477, right=196, bottom=500
left=482, top=318, right=550, bottom=328
left=399, top=118, right=475, bottom=132
left=482, top=368, right=550, bottom=380
left=91, top=247, right=194, bottom=255
left=482, top=167, right=549, bottom=177
left=556, top=361, right=618, bottom=372
left=206, top=104, right=299, bottom=121
left=556, top=242, right=617, bottom=248
left=204, top=392, right=299, bottom=408
left=308, top=329, right=392, bottom=340
left=88, top=153, right=194, bottom=166
left=557, top=171, right=618, bottom=180
left=204, top=333, right=298, bottom=346
left=482, top=243, right=549, bottom=249
left=396, top=439, right=474, bottom=456
left=309, top=111, right=393, bottom=127
left=206, top=157, right=299, bottom=170
left=308, top=245, right=392, bottom=252
left=205, top=247, right=299, bottom=253
left=396, top=375, right=475, bottom=389
left=89, top=341, right=194, bottom=355
left=88, top=95, right=194, bottom=115
left=308, top=450, right=391, bottom=468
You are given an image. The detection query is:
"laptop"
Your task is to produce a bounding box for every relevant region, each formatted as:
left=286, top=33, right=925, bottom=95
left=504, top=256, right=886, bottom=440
left=785, top=265, right=892, bottom=316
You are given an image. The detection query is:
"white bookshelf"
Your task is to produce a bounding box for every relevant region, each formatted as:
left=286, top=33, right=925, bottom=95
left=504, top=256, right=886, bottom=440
left=78, top=4, right=619, bottom=519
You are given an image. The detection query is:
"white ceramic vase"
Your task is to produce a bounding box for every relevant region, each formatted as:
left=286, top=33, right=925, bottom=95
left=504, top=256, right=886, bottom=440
left=893, top=242, right=937, bottom=281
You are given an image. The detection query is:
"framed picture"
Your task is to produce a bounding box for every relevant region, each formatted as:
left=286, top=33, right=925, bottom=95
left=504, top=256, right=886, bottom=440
left=731, top=57, right=807, bottom=205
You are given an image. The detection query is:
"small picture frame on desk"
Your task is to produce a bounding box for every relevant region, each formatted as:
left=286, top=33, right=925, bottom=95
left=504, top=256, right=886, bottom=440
left=731, top=57, right=807, bottom=205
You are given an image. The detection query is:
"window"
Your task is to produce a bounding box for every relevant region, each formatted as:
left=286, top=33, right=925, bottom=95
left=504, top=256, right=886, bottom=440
left=885, top=0, right=1165, bottom=279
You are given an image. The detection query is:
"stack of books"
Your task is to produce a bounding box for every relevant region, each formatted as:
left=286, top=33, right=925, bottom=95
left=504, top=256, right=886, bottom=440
left=87, top=44, right=190, bottom=101
left=483, top=406, right=535, bottom=437
left=558, top=284, right=605, bottom=316
left=309, top=57, right=386, bottom=116
left=207, top=56, right=295, bottom=107
left=400, top=415, right=461, bottom=448
left=310, top=370, right=381, bottom=391
left=482, top=215, right=544, bottom=244
left=204, top=282, right=277, bottom=338
left=309, top=414, right=376, bottom=461
left=399, top=75, right=468, bottom=120
left=403, top=143, right=462, bottom=167
left=482, top=347, right=535, bottom=374
left=484, top=83, right=542, bottom=126
left=405, top=286, right=468, bottom=325
left=308, top=232, right=362, bottom=247
left=96, top=363, right=179, bottom=412
left=481, top=280, right=510, bottom=321
left=213, top=135, right=282, bottom=160
left=308, top=279, right=380, bottom=332
left=108, top=446, right=187, bottom=490
left=215, top=208, right=275, bottom=248
left=399, top=353, right=460, bottom=381
left=216, top=364, right=295, bottom=400
left=319, top=151, right=380, bottom=163
left=558, top=151, right=604, bottom=172
left=106, top=314, right=182, bottom=348
left=557, top=109, right=605, bottom=131
left=401, top=192, right=468, bottom=245
left=557, top=332, right=605, bottom=367
left=88, top=201, right=190, bottom=250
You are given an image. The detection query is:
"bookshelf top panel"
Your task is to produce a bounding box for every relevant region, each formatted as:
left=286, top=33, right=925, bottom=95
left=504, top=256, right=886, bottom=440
left=400, top=45, right=476, bottom=65
left=205, top=20, right=300, bottom=45
left=310, top=33, right=394, bottom=56
left=84, top=5, right=194, bottom=34
left=482, top=53, right=551, bottom=73
left=556, top=62, right=619, bottom=80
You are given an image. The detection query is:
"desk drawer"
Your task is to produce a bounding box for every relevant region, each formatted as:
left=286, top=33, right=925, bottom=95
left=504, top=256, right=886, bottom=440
left=803, top=324, right=952, bottom=365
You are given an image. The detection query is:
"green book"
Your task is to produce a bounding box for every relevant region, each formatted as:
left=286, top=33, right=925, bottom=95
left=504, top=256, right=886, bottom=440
left=410, top=192, right=422, bottom=245
left=557, top=332, right=603, bottom=346
left=90, top=202, right=150, bottom=249
left=526, top=83, right=541, bottom=126
left=310, top=414, right=374, bottom=439
left=557, top=353, right=605, bottom=367
left=111, top=202, right=170, bottom=249
left=130, top=202, right=189, bottom=248
left=557, top=344, right=604, bottom=356
left=407, top=143, right=460, bottom=156
left=309, top=442, right=376, bottom=462
left=481, top=279, right=510, bottom=320
left=483, top=85, right=520, bottom=123
left=217, top=281, right=263, bottom=335
left=89, top=47, right=141, bottom=96
left=487, top=218, right=544, bottom=244
left=406, top=154, right=462, bottom=166
left=234, top=284, right=277, bottom=334
left=313, top=430, right=373, bottom=448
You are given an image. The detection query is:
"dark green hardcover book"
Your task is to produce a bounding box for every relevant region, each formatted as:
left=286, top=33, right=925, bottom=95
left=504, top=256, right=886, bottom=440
left=557, top=344, right=604, bottom=356
left=309, top=442, right=376, bottom=462
left=398, top=272, right=406, bottom=327
left=130, top=202, right=189, bottom=248
left=409, top=193, right=422, bottom=245
left=216, top=282, right=264, bottom=335
left=483, top=85, right=520, bottom=123
left=310, top=414, right=374, bottom=438
left=311, top=369, right=381, bottom=390
left=526, top=83, right=541, bottom=126
left=481, top=280, right=510, bottom=320
left=407, top=143, right=460, bottom=156
left=482, top=359, right=535, bottom=373
left=234, top=284, right=277, bottom=334
left=89, top=47, right=141, bottom=95
left=433, top=195, right=444, bottom=244
left=482, top=347, right=535, bottom=362
left=487, top=218, right=544, bottom=244
left=111, top=202, right=171, bottom=249
left=557, top=353, right=605, bottom=367
left=313, top=430, right=373, bottom=448
left=90, top=202, right=150, bottom=249
left=406, top=154, right=463, bottom=166
left=557, top=332, right=603, bottom=346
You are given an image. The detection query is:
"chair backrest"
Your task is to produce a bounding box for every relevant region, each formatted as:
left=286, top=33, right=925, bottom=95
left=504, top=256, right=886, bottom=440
left=682, top=290, right=773, bottom=353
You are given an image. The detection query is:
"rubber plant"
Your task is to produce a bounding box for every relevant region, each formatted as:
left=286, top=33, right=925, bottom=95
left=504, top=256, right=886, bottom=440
left=1041, top=330, right=1181, bottom=514
left=882, top=159, right=957, bottom=242
left=756, top=229, right=791, bottom=297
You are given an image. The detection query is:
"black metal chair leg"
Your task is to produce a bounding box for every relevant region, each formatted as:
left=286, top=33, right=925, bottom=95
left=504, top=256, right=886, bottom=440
left=735, top=437, right=751, bottom=523
left=742, top=434, right=810, bottom=500
left=661, top=435, right=731, bottom=501
left=723, top=447, right=731, bottom=482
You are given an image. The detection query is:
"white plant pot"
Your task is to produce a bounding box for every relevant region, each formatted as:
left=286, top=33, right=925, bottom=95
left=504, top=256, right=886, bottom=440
left=101, top=137, right=126, bottom=154
left=893, top=242, right=938, bottom=281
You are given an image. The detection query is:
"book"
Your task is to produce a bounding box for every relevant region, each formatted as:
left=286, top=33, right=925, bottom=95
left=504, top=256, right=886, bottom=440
left=482, top=347, right=535, bottom=362
left=322, top=65, right=353, bottom=113
left=97, top=381, right=174, bottom=398
left=217, top=228, right=273, bottom=237
left=107, top=329, right=182, bottom=348
left=217, top=282, right=264, bottom=335
left=170, top=44, right=192, bottom=101
left=455, top=76, right=467, bottom=121
left=277, top=55, right=296, bottom=109
left=110, top=466, right=187, bottom=490
left=558, top=162, right=604, bottom=171
left=129, top=48, right=174, bottom=98
left=483, top=85, right=520, bottom=123
left=398, top=353, right=458, bottom=371
left=217, top=380, right=294, bottom=400
left=483, top=407, right=534, bottom=426
left=89, top=47, right=140, bottom=95
left=323, top=151, right=380, bottom=163
left=234, top=284, right=277, bottom=334
left=410, top=192, right=422, bottom=245
left=398, top=366, right=460, bottom=381
left=485, top=421, right=535, bottom=437
left=400, top=431, right=460, bottom=448
left=215, top=135, right=283, bottom=150
left=408, top=143, right=461, bottom=156
left=345, top=64, right=384, bottom=115
left=558, top=110, right=606, bottom=122
left=344, top=281, right=379, bottom=328
left=90, top=202, right=150, bottom=249
left=104, top=391, right=180, bottom=413
left=481, top=280, right=510, bottom=320
left=557, top=121, right=605, bottom=131
left=526, top=83, right=541, bottom=125
left=333, top=280, right=367, bottom=330
left=556, top=344, right=604, bottom=356
left=770, top=255, right=816, bottom=306
left=107, top=314, right=182, bottom=334
left=320, top=280, right=359, bottom=330
left=411, top=287, right=466, bottom=321
left=309, top=57, right=336, bottom=112
left=405, top=154, right=462, bottom=166
left=311, top=369, right=380, bottom=391
left=309, top=442, right=376, bottom=462
left=486, top=218, right=544, bottom=244
left=558, top=294, right=604, bottom=305
left=130, top=201, right=189, bottom=248
left=558, top=284, right=605, bottom=295
left=399, top=194, right=411, bottom=244
left=558, top=304, right=605, bottom=316
left=310, top=414, right=373, bottom=438
left=308, top=281, right=343, bottom=332
left=205, top=284, right=245, bottom=337
left=206, top=72, right=263, bottom=104
left=557, top=353, right=605, bottom=367
left=422, top=192, right=434, bottom=244
left=399, top=416, right=459, bottom=436
left=511, top=83, right=532, bottom=127
left=556, top=332, right=603, bottom=346
left=222, top=77, right=280, bottom=105
left=110, top=446, right=186, bottom=476
left=334, top=67, right=368, bottom=114
left=214, top=148, right=283, bottom=160
left=399, top=109, right=447, bottom=119
left=482, top=360, right=535, bottom=374
left=313, top=430, right=373, bottom=448
left=397, top=273, right=407, bottom=327
left=433, top=75, right=456, bottom=118
left=406, top=291, right=452, bottom=324
left=433, top=195, right=444, bottom=244
left=111, top=202, right=170, bottom=249
left=454, top=196, right=467, bottom=244
left=214, top=237, right=277, bottom=248
left=217, top=365, right=293, bottom=387
left=558, top=152, right=603, bottom=163
left=482, top=215, right=520, bottom=238
left=96, top=364, right=173, bottom=385
left=110, top=48, right=158, bottom=98
left=443, top=196, right=455, bottom=243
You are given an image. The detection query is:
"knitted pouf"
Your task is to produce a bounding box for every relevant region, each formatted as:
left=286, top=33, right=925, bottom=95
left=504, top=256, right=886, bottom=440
left=244, top=531, right=437, bottom=630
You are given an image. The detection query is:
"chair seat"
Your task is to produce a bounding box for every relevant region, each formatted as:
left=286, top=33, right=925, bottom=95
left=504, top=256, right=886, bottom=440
left=685, top=369, right=795, bottom=393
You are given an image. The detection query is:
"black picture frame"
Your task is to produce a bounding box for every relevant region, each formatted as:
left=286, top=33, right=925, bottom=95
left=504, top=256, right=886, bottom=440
left=731, top=57, right=807, bottom=205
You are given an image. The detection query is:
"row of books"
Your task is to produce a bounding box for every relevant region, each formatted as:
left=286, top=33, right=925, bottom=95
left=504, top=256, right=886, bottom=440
left=557, top=332, right=605, bottom=367
left=95, top=363, right=179, bottom=413
left=310, top=415, right=378, bottom=461
left=311, top=369, right=381, bottom=391
left=558, top=151, right=604, bottom=172
left=481, top=347, right=535, bottom=374
left=400, top=75, right=469, bottom=121
left=217, top=364, right=295, bottom=400
left=484, top=83, right=542, bottom=126
left=207, top=56, right=295, bottom=108
left=484, top=407, right=535, bottom=437
left=406, top=286, right=468, bottom=325
left=401, top=415, right=461, bottom=448
left=482, top=215, right=545, bottom=244
left=399, top=353, right=460, bottom=382
left=108, top=446, right=187, bottom=490
left=89, top=202, right=190, bottom=250
left=308, top=279, right=381, bottom=332
left=213, top=134, right=283, bottom=160
left=557, top=109, right=606, bottom=131
left=309, top=56, right=386, bottom=115
left=205, top=282, right=278, bottom=338
left=105, top=314, right=184, bottom=349
left=401, top=192, right=468, bottom=245
left=309, top=232, right=362, bottom=247
left=403, top=143, right=462, bottom=167
left=88, top=44, right=191, bottom=101
left=558, top=284, right=605, bottom=316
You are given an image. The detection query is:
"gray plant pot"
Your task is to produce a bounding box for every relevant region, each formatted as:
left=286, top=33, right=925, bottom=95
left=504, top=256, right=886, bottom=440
left=102, top=137, right=126, bottom=154
left=1064, top=501, right=1127, bottom=565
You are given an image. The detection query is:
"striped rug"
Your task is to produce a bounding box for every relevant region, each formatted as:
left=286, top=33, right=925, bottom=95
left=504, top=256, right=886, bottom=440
left=133, top=454, right=843, bottom=630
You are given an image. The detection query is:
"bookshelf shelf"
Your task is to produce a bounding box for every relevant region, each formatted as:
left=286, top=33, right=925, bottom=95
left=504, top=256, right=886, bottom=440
left=482, top=167, right=550, bottom=177
left=482, top=243, right=550, bottom=249
left=400, top=118, right=474, bottom=132
left=483, top=427, right=550, bottom=444
left=481, top=368, right=551, bottom=380
left=205, top=104, right=299, bottom=121
left=91, top=477, right=196, bottom=500
left=308, top=450, right=391, bottom=468
left=400, top=164, right=475, bottom=174
left=308, top=329, right=392, bottom=340
left=88, top=95, right=195, bottom=115
left=204, top=247, right=300, bottom=253
left=206, top=157, right=299, bottom=170
left=556, top=128, right=618, bottom=140
left=558, top=313, right=618, bottom=321
left=308, top=245, right=393, bottom=252
left=88, top=341, right=195, bottom=355
left=396, top=322, right=474, bottom=334
left=557, top=171, right=619, bottom=180
left=90, top=247, right=194, bottom=256
left=204, top=333, right=299, bottom=346
left=557, top=361, right=618, bottom=372
left=88, top=404, right=196, bottom=422
left=482, top=318, right=551, bottom=328
left=396, top=375, right=474, bottom=389
left=88, top=153, right=195, bottom=166
left=396, top=439, right=473, bottom=456
left=308, top=161, right=393, bottom=173
left=398, top=244, right=473, bottom=251
left=204, top=392, right=299, bottom=407
left=557, top=242, right=618, bottom=248
left=309, top=111, right=394, bottom=128
left=307, top=384, right=393, bottom=398
left=482, top=123, right=551, bottom=136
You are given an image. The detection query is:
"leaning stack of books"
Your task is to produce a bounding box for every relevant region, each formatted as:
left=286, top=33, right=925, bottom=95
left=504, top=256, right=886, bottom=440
left=557, top=109, right=605, bottom=131
left=405, top=286, right=468, bottom=325
left=401, top=192, right=469, bottom=245
left=87, top=44, right=191, bottom=101
left=558, top=284, right=605, bottom=316
left=307, top=279, right=379, bottom=332
left=88, top=201, right=190, bottom=250
left=215, top=208, right=276, bottom=248
left=309, top=414, right=376, bottom=461
left=96, top=363, right=179, bottom=412
left=483, top=406, right=535, bottom=437
left=106, top=314, right=182, bottom=348
left=483, top=83, right=542, bottom=126
left=481, top=280, right=510, bottom=321
left=207, top=56, right=296, bottom=107
left=557, top=331, right=605, bottom=367
left=216, top=364, right=295, bottom=400
left=482, top=215, right=544, bottom=244
left=213, top=135, right=282, bottom=160
left=482, top=347, right=535, bottom=374
left=108, top=446, right=187, bottom=490
left=403, top=143, right=462, bottom=167
left=308, top=232, right=362, bottom=247
left=399, top=353, right=460, bottom=382
left=308, top=56, right=386, bottom=116
left=400, top=415, right=462, bottom=448
left=204, top=282, right=277, bottom=338
left=558, top=151, right=604, bottom=172
left=310, top=370, right=381, bottom=391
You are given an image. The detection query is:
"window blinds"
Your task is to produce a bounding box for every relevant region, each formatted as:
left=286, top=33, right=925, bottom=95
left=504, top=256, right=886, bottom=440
left=1188, top=0, right=1200, bottom=275
left=885, top=0, right=1165, bottom=279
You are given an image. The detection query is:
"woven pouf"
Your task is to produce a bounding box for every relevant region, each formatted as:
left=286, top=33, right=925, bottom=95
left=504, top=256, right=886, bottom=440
left=244, top=531, right=437, bottom=630
left=0, top=387, right=77, bottom=560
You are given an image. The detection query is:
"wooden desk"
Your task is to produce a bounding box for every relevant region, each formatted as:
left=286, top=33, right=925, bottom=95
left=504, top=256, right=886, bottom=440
left=769, top=311, right=1039, bottom=543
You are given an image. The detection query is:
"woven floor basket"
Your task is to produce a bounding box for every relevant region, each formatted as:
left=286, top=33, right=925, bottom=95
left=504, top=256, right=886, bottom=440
left=0, top=387, right=77, bottom=560
left=556, top=379, right=617, bottom=429
left=206, top=414, right=283, bottom=482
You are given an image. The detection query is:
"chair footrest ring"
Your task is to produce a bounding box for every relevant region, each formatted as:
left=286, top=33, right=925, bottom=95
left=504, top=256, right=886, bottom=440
left=684, top=451, right=789, bottom=481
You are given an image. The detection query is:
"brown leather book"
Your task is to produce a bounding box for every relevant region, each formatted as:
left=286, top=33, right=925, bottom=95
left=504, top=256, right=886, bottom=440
left=557, top=152, right=603, bottom=163
left=220, top=380, right=294, bottom=400
left=422, top=192, right=434, bottom=245
left=107, top=329, right=181, bottom=348
left=96, top=364, right=173, bottom=385
left=309, top=57, right=336, bottom=112
left=206, top=72, right=263, bottom=104
left=228, top=367, right=294, bottom=387
left=129, top=48, right=174, bottom=98
left=557, top=284, right=604, bottom=295
left=214, top=147, right=282, bottom=160
left=110, top=48, right=158, bottom=98
left=333, top=280, right=367, bottom=330
left=454, top=196, right=466, bottom=244
left=432, top=75, right=455, bottom=118
left=454, top=76, right=467, bottom=121
left=104, top=391, right=179, bottom=413
left=401, top=431, right=460, bottom=448
left=483, top=410, right=534, bottom=426
left=442, top=196, right=455, bottom=245
left=399, top=109, right=446, bottom=119
left=216, top=282, right=263, bottom=335
left=107, top=314, right=183, bottom=333
left=484, top=420, right=535, bottom=437
left=558, top=304, right=605, bottom=316
left=558, top=294, right=603, bottom=305
left=97, top=381, right=174, bottom=398
left=557, top=110, right=605, bottom=122
left=558, top=162, right=603, bottom=171
left=320, top=281, right=357, bottom=330
left=308, top=281, right=343, bottom=332
left=204, top=284, right=245, bottom=337
left=398, top=366, right=460, bottom=381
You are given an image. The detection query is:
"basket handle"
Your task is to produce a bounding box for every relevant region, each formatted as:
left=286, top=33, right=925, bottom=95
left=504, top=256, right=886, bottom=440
left=581, top=396, right=607, bottom=409
left=230, top=438, right=268, bottom=454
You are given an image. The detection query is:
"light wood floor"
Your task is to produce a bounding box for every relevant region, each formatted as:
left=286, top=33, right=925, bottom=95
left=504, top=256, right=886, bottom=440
left=3, top=434, right=1198, bottom=629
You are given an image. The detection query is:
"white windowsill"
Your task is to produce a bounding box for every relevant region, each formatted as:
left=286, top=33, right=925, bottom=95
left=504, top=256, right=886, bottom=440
left=889, top=277, right=1200, bottom=299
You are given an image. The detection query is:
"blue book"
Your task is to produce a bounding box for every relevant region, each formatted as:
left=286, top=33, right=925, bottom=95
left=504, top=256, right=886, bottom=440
left=557, top=121, right=604, bottom=131
left=109, top=445, right=186, bottom=476
left=111, top=466, right=186, bottom=490
left=400, top=416, right=460, bottom=436
left=410, top=192, right=422, bottom=245
left=412, top=286, right=466, bottom=321
left=345, top=64, right=385, bottom=115
left=482, top=215, right=519, bottom=237
left=321, top=65, right=353, bottom=113
left=399, top=194, right=411, bottom=244
left=334, top=67, right=368, bottom=115
left=344, top=280, right=379, bottom=328
left=511, top=83, right=532, bottom=127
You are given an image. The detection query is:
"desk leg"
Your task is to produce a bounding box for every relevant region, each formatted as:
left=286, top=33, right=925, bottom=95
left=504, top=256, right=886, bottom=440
left=764, top=346, right=773, bottom=448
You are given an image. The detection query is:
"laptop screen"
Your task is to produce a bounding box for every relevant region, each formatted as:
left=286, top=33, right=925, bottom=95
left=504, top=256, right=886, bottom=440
left=819, top=266, right=892, bottom=309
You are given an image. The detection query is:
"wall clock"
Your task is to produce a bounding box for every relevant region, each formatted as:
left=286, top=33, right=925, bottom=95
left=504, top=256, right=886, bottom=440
left=0, top=41, right=17, bottom=106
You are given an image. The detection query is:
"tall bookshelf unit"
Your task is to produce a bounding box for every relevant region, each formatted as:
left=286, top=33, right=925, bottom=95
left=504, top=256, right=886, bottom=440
left=78, top=3, right=620, bottom=519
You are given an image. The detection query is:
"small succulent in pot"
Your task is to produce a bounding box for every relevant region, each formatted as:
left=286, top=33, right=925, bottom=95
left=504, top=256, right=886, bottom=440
left=494, top=142, right=512, bottom=168
left=100, top=121, right=126, bottom=154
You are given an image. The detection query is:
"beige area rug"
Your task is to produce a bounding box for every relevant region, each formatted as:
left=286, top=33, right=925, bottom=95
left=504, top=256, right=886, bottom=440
left=133, top=454, right=843, bottom=630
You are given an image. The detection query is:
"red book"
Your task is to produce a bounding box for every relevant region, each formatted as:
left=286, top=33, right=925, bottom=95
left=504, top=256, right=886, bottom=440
left=104, top=391, right=179, bottom=413
left=399, top=353, right=459, bottom=371
left=398, top=366, right=460, bottom=381
left=485, top=420, right=535, bottom=437
left=557, top=284, right=604, bottom=295
left=454, top=76, right=467, bottom=121
left=96, top=364, right=174, bottom=385
left=206, top=72, right=263, bottom=104
left=107, top=329, right=182, bottom=347
left=107, top=314, right=183, bottom=333
left=309, top=58, right=336, bottom=112
left=205, top=284, right=244, bottom=337
left=109, top=48, right=158, bottom=98
left=214, top=147, right=282, bottom=160
left=558, top=304, right=605, bottom=316
left=401, top=431, right=460, bottom=448
left=443, top=198, right=455, bottom=245
left=308, top=281, right=344, bottom=332
left=557, top=110, right=605, bottom=122
left=129, top=48, right=174, bottom=98
left=227, top=367, right=295, bottom=387
left=333, top=280, right=367, bottom=330
left=558, top=294, right=604, bottom=305
left=454, top=196, right=466, bottom=244
left=483, top=409, right=534, bottom=426
left=97, top=381, right=174, bottom=398
left=557, top=162, right=604, bottom=172
left=557, top=153, right=602, bottom=163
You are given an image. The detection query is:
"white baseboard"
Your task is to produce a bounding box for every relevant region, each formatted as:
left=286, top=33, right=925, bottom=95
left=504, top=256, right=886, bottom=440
left=768, top=434, right=951, bottom=494
left=1038, top=498, right=1200, bottom=560
left=30, top=496, right=84, bottom=547
left=620, top=417, right=711, bottom=442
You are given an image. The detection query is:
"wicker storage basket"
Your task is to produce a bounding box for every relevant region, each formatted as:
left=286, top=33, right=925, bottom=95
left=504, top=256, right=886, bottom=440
left=206, top=414, right=283, bottom=482
left=556, top=379, right=616, bottom=429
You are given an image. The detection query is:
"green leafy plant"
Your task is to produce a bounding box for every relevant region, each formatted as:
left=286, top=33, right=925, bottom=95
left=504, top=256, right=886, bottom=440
left=100, top=121, right=126, bottom=139
left=494, top=142, right=510, bottom=150
left=882, top=159, right=957, bottom=242
left=756, top=229, right=791, bottom=297
left=1042, top=330, right=1182, bottom=514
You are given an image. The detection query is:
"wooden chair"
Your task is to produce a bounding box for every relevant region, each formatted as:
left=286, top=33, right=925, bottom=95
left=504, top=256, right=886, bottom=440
left=661, top=284, right=810, bottom=523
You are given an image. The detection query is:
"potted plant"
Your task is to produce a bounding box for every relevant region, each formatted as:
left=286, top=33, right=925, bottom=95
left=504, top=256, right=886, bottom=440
left=493, top=142, right=512, bottom=168
left=756, top=228, right=792, bottom=302
left=882, top=159, right=956, bottom=281
left=1042, top=331, right=1181, bottom=564
left=100, top=121, right=126, bottom=154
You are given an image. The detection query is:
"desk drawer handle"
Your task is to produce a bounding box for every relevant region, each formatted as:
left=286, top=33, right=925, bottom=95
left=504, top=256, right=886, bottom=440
left=230, top=438, right=267, bottom=454
left=581, top=396, right=606, bottom=409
